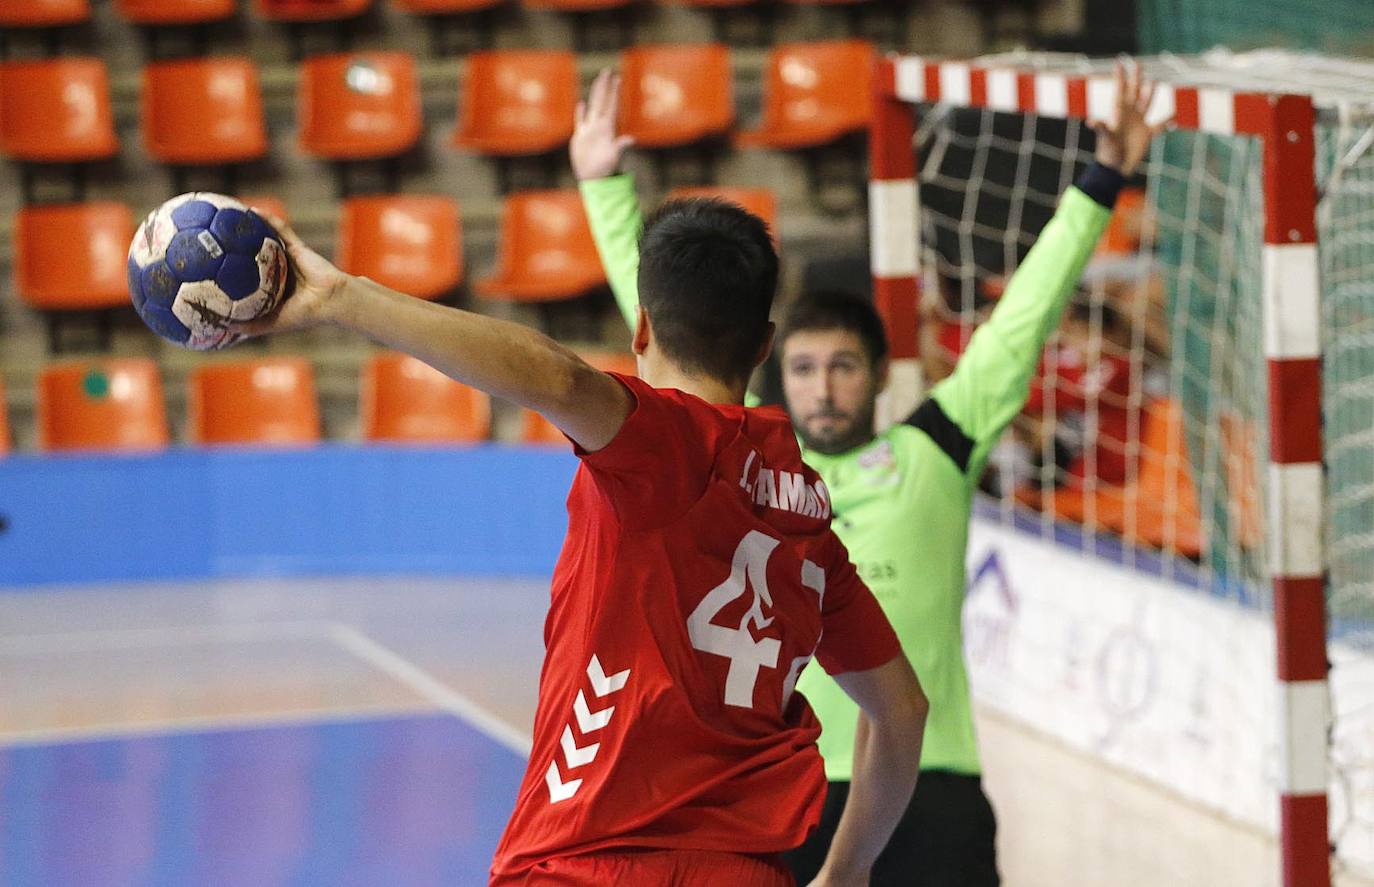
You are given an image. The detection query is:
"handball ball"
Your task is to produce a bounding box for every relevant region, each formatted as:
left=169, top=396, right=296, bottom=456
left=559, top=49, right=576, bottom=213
left=127, top=193, right=291, bottom=351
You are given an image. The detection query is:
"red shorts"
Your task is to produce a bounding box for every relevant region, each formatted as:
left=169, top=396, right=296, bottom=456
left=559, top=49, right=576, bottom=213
left=493, top=848, right=794, bottom=886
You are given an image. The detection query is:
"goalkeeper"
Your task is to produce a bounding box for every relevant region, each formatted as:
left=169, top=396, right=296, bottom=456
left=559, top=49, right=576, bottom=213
left=573, top=62, right=1164, bottom=886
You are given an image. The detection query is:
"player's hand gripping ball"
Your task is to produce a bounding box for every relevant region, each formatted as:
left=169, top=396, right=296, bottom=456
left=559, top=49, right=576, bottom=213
left=127, top=193, right=291, bottom=350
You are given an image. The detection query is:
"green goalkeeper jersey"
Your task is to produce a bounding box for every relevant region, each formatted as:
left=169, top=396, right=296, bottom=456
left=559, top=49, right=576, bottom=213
left=580, top=172, right=1113, bottom=779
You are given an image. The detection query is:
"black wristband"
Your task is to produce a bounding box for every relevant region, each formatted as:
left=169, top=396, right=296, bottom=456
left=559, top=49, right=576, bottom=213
left=1074, top=162, right=1127, bottom=210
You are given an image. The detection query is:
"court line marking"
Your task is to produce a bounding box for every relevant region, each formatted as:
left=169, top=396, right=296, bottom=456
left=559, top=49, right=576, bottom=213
left=0, top=703, right=446, bottom=749
left=0, top=620, right=330, bottom=656
left=329, top=622, right=534, bottom=758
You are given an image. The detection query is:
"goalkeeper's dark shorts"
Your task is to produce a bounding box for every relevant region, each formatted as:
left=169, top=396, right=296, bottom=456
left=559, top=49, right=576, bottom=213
left=783, top=770, right=1000, bottom=887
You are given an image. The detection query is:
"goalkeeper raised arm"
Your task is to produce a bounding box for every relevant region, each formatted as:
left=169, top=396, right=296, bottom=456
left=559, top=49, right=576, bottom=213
left=573, top=62, right=1165, bottom=886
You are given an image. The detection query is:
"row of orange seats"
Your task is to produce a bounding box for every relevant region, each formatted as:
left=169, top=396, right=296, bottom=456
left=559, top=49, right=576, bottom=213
left=0, top=42, right=873, bottom=166
left=12, top=186, right=775, bottom=315
left=0, top=351, right=639, bottom=455
left=0, top=0, right=861, bottom=29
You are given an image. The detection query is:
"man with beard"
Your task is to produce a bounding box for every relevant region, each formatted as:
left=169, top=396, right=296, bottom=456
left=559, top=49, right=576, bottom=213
left=573, top=61, right=1165, bottom=885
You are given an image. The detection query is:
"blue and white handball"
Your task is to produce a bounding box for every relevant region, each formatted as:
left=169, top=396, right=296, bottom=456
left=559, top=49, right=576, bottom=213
left=127, top=192, right=290, bottom=350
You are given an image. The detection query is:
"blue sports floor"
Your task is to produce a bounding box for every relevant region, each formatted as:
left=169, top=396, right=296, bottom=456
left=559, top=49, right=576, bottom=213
left=0, top=577, right=548, bottom=887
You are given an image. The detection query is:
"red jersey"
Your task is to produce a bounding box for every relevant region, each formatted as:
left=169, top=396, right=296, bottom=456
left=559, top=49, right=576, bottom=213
left=489, top=374, right=901, bottom=883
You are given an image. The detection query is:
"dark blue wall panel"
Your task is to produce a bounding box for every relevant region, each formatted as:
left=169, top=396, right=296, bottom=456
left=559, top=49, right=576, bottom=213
left=0, top=446, right=579, bottom=587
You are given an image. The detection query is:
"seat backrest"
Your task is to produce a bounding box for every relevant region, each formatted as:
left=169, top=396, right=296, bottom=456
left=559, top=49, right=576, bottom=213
left=455, top=49, right=578, bottom=156
left=238, top=194, right=289, bottom=223
left=1133, top=397, right=1201, bottom=517
left=0, top=0, right=88, bottom=26
left=579, top=350, right=638, bottom=378
left=519, top=409, right=567, bottom=445
left=394, top=0, right=502, bottom=9
left=298, top=51, right=421, bottom=160
left=618, top=44, right=733, bottom=148
left=0, top=58, right=118, bottom=163
left=667, top=185, right=778, bottom=240
left=336, top=194, right=463, bottom=301
left=37, top=359, right=170, bottom=452
left=751, top=40, right=874, bottom=145
left=254, top=0, right=371, bottom=20
left=142, top=57, right=267, bottom=165
left=361, top=352, right=491, bottom=443
left=115, top=0, right=235, bottom=24
left=188, top=357, right=320, bottom=446
left=477, top=190, right=605, bottom=301
left=15, top=202, right=135, bottom=310
left=1219, top=410, right=1264, bottom=550
left=1098, top=187, right=1148, bottom=256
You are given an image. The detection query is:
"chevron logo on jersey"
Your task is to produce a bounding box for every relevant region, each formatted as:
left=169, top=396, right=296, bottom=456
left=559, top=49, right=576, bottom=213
left=545, top=655, right=631, bottom=803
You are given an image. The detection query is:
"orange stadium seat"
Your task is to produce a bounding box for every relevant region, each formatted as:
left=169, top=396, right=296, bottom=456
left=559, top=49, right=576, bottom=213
left=298, top=52, right=422, bottom=160
left=14, top=202, right=135, bottom=311
left=254, top=0, right=371, bottom=21
left=476, top=190, right=606, bottom=302
left=37, top=359, right=170, bottom=452
left=617, top=44, right=733, bottom=149
left=453, top=50, right=578, bottom=157
left=668, top=185, right=778, bottom=240
left=361, top=352, right=491, bottom=443
left=239, top=194, right=289, bottom=223
left=0, top=376, right=10, bottom=456
left=1036, top=398, right=1203, bottom=558
left=115, top=0, right=236, bottom=24
left=141, top=57, right=267, bottom=166
left=336, top=194, right=463, bottom=301
left=0, top=0, right=88, bottom=26
left=0, top=58, right=118, bottom=163
left=395, top=0, right=503, bottom=12
left=737, top=40, right=875, bottom=149
left=520, top=409, right=567, bottom=445
left=188, top=357, right=321, bottom=447
left=579, top=350, right=638, bottom=378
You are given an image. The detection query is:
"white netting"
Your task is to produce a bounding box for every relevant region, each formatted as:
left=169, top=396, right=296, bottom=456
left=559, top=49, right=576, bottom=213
left=899, top=50, right=1374, bottom=881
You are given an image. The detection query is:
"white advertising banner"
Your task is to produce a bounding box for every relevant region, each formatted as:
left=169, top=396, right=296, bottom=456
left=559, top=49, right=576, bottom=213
left=963, top=516, right=1374, bottom=873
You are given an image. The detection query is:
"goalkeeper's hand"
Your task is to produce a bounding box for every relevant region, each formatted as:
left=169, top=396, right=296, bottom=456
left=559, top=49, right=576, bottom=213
left=571, top=69, right=636, bottom=181
left=1091, top=60, right=1170, bottom=177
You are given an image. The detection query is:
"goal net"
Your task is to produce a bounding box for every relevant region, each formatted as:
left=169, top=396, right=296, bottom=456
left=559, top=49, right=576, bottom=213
left=868, top=49, right=1374, bottom=885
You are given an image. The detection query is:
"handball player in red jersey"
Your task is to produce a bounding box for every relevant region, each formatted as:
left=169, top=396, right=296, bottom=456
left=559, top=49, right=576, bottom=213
left=231, top=197, right=928, bottom=886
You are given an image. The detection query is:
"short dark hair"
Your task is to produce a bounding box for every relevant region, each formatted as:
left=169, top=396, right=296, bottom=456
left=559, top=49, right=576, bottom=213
left=778, top=290, right=889, bottom=367
left=638, top=198, right=778, bottom=383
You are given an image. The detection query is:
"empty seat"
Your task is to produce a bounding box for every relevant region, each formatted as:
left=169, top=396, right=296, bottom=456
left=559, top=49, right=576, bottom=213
left=15, top=202, right=134, bottom=311
left=618, top=44, right=733, bottom=148
left=667, top=185, right=778, bottom=239
left=115, top=0, right=236, bottom=24
left=519, top=409, right=567, bottom=445
left=394, top=0, right=503, bottom=12
left=476, top=190, right=606, bottom=302
left=361, top=352, right=490, bottom=443
left=522, top=0, right=632, bottom=12
left=0, top=58, right=118, bottom=163
left=254, top=0, right=370, bottom=20
left=579, top=349, right=638, bottom=378
left=188, top=357, right=321, bottom=446
left=37, top=359, right=169, bottom=452
left=298, top=51, right=422, bottom=160
left=737, top=40, right=874, bottom=149
left=453, top=49, right=578, bottom=157
left=0, top=0, right=88, bottom=26
left=239, top=194, right=289, bottom=223
left=142, top=57, right=267, bottom=166
left=336, top=194, right=463, bottom=301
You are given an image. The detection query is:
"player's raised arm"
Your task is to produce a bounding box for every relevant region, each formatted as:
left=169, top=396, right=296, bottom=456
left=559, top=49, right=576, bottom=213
left=573, top=69, right=644, bottom=331
left=915, top=61, right=1168, bottom=478
left=230, top=214, right=632, bottom=452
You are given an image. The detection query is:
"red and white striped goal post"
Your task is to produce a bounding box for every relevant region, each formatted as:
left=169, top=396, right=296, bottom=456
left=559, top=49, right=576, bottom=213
left=867, top=54, right=1330, bottom=887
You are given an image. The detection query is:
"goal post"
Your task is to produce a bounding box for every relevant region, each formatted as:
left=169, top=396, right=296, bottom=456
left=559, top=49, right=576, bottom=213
left=868, top=50, right=1374, bottom=887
